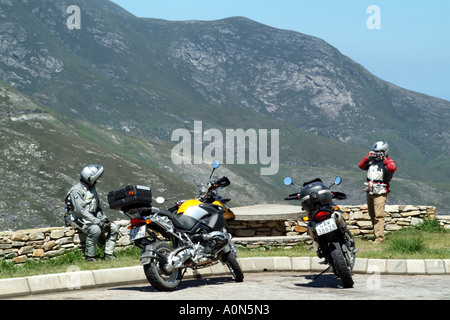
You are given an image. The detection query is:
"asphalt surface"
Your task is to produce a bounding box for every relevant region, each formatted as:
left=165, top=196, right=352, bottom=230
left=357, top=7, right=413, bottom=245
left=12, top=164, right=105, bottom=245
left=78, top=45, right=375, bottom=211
left=13, top=271, right=450, bottom=300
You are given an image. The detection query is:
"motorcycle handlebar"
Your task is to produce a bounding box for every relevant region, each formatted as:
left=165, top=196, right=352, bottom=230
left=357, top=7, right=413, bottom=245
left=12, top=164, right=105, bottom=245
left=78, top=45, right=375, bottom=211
left=212, top=176, right=231, bottom=189
left=331, top=191, right=347, bottom=200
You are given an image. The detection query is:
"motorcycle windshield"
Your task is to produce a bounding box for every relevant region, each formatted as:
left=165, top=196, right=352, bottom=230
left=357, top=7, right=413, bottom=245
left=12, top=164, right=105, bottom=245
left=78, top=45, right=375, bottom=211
left=192, top=174, right=210, bottom=196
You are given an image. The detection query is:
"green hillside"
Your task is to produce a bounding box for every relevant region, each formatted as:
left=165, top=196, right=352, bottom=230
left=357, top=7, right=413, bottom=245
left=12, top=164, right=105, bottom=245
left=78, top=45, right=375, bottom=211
left=0, top=0, right=449, bottom=229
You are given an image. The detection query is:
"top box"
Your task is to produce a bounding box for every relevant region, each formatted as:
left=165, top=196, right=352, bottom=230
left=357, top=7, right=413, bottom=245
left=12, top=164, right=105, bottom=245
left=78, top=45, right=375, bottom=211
left=107, top=185, right=152, bottom=211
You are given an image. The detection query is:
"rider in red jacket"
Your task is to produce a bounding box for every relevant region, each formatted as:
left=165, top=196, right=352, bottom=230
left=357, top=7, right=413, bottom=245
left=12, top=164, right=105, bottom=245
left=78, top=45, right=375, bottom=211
left=359, top=141, right=397, bottom=243
left=359, top=148, right=397, bottom=193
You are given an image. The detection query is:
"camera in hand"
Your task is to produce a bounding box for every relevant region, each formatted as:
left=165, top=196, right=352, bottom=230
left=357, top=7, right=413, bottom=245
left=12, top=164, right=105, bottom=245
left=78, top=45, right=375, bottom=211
left=369, top=152, right=385, bottom=161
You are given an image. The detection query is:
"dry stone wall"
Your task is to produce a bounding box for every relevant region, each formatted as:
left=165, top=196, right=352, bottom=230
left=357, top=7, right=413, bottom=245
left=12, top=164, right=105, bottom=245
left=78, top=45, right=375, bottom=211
left=0, top=220, right=132, bottom=264
left=0, top=205, right=448, bottom=263
left=228, top=205, right=443, bottom=239
left=229, top=205, right=448, bottom=249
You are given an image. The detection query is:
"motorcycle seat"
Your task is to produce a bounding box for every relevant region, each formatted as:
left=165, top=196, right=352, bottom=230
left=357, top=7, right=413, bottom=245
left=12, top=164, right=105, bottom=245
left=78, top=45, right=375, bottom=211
left=156, top=209, right=175, bottom=219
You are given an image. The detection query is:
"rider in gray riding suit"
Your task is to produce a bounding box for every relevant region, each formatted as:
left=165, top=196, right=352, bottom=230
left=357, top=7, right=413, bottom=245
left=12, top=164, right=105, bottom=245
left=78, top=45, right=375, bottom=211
left=66, top=165, right=118, bottom=261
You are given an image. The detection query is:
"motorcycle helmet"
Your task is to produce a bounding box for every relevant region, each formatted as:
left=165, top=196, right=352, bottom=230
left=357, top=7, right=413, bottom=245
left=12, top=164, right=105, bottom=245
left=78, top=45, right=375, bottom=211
left=372, top=140, right=389, bottom=155
left=80, top=165, right=104, bottom=186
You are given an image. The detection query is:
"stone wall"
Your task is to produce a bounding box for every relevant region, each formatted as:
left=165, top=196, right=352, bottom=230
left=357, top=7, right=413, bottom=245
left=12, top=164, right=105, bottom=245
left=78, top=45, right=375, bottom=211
left=287, top=205, right=441, bottom=236
left=0, top=220, right=132, bottom=264
left=1, top=205, right=448, bottom=264
left=227, top=205, right=443, bottom=239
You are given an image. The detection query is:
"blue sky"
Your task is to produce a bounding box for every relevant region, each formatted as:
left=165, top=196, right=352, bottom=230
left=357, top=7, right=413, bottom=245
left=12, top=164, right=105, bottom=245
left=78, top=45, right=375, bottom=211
left=111, top=0, right=450, bottom=101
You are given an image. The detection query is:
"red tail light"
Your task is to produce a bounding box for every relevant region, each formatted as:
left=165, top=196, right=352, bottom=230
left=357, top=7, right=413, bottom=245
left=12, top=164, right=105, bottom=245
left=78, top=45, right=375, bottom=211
left=129, top=218, right=145, bottom=228
left=314, top=210, right=331, bottom=222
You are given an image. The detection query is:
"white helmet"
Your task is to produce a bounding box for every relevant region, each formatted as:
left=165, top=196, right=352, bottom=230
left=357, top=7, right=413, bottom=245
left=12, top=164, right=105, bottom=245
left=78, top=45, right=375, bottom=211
left=372, top=141, right=389, bottom=154
left=80, top=165, right=104, bottom=186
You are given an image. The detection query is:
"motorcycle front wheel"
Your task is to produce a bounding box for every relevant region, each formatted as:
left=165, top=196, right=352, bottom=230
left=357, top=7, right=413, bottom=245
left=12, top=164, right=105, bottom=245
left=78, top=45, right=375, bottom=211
left=328, top=241, right=354, bottom=288
left=143, top=242, right=182, bottom=292
left=222, top=251, right=244, bottom=282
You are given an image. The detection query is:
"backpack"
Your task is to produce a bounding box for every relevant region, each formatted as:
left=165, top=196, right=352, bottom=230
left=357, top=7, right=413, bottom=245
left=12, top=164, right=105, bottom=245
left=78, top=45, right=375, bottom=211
left=63, top=193, right=75, bottom=226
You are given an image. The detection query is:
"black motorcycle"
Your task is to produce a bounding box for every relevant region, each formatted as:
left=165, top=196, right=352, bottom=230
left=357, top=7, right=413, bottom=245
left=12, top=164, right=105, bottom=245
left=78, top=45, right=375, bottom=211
left=107, top=161, right=243, bottom=291
left=283, top=176, right=356, bottom=288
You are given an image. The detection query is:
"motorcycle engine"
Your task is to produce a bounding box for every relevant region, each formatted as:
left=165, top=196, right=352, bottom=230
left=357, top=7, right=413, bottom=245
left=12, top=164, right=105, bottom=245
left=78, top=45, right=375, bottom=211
left=203, top=231, right=230, bottom=251
left=191, top=231, right=230, bottom=263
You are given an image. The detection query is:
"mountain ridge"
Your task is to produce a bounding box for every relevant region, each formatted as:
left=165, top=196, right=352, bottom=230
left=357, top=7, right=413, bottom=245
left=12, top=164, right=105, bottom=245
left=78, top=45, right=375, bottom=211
left=0, top=0, right=449, bottom=229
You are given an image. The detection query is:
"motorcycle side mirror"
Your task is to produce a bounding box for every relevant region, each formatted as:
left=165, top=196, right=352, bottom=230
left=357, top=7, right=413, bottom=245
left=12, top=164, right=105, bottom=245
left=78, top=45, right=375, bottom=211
left=334, top=176, right=342, bottom=185
left=209, top=160, right=220, bottom=179
left=212, top=160, right=220, bottom=169
left=155, top=197, right=165, bottom=204
left=283, top=176, right=293, bottom=186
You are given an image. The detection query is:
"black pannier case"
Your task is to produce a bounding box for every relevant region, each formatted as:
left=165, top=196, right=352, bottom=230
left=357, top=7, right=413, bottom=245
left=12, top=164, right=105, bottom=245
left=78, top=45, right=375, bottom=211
left=107, top=185, right=152, bottom=211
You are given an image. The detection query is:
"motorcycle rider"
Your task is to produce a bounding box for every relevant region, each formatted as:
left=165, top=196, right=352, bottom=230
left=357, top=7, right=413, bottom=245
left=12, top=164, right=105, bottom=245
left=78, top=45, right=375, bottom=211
left=66, top=165, right=118, bottom=261
left=359, top=141, right=397, bottom=243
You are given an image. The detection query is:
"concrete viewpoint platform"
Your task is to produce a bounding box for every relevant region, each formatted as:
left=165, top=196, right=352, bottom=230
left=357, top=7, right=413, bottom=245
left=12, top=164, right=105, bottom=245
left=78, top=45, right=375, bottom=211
left=1, top=257, right=449, bottom=298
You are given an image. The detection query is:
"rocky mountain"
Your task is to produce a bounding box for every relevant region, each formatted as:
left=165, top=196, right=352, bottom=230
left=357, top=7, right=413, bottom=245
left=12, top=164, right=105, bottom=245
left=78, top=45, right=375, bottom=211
left=0, top=80, right=183, bottom=229
left=0, top=0, right=449, bottom=228
left=0, top=79, right=307, bottom=229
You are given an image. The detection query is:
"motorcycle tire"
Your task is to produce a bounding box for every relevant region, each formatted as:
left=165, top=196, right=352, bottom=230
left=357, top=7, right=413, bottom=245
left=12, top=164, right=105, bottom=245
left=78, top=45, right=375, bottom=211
left=328, top=241, right=354, bottom=288
left=143, top=242, right=182, bottom=292
left=343, top=231, right=356, bottom=270
left=222, top=251, right=244, bottom=282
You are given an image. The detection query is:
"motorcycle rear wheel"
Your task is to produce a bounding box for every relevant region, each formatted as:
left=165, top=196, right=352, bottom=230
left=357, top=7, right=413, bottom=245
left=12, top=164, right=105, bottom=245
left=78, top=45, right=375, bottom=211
left=328, top=241, right=354, bottom=288
left=143, top=242, right=182, bottom=292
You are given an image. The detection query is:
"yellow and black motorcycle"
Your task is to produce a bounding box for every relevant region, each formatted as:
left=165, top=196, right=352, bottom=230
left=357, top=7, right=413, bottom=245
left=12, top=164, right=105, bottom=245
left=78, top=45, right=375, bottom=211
left=108, top=161, right=243, bottom=291
left=174, top=160, right=236, bottom=221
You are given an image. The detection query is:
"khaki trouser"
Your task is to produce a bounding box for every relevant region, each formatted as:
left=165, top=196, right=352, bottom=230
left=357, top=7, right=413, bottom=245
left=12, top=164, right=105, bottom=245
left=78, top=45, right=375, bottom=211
left=367, top=193, right=387, bottom=242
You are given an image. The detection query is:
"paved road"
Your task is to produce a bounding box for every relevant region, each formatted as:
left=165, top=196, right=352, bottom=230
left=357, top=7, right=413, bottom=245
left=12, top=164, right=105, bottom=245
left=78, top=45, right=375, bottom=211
left=15, top=271, right=450, bottom=300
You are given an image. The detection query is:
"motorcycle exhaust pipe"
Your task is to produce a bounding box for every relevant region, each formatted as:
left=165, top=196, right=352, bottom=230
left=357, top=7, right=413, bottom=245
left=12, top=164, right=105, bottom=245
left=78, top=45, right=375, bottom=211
left=333, top=211, right=346, bottom=228
left=307, top=223, right=318, bottom=241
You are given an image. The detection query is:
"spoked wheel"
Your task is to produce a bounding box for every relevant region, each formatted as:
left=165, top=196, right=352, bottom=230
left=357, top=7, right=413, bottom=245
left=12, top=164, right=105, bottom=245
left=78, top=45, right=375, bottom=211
left=143, top=242, right=182, bottom=291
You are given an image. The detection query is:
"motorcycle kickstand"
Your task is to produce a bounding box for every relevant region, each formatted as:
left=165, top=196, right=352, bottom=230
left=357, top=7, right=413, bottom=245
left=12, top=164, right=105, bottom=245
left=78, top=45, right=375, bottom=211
left=181, top=268, right=188, bottom=280
left=313, top=266, right=331, bottom=281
